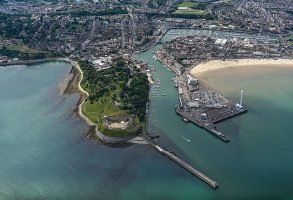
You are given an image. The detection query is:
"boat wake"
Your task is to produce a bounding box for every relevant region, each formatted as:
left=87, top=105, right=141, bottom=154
left=277, top=88, right=283, bottom=95
left=179, top=135, right=191, bottom=143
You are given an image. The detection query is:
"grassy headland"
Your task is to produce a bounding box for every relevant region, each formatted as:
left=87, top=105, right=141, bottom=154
left=79, top=60, right=149, bottom=137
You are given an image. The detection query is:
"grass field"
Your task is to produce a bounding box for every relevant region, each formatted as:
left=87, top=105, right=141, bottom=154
left=81, top=82, right=141, bottom=137
left=81, top=90, right=126, bottom=124
left=174, top=9, right=209, bottom=15
left=7, top=44, right=46, bottom=54
left=174, top=1, right=210, bottom=16
left=223, top=0, right=233, bottom=4
left=82, top=97, right=126, bottom=121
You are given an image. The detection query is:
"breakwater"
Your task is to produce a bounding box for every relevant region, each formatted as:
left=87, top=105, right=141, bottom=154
left=144, top=134, right=218, bottom=189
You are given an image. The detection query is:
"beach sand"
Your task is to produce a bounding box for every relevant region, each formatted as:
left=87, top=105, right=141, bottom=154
left=191, top=59, right=293, bottom=77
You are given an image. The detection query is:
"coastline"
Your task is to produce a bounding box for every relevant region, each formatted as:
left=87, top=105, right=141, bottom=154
left=67, top=59, right=144, bottom=144
left=0, top=57, right=98, bottom=127
left=191, top=59, right=293, bottom=76
left=1, top=58, right=139, bottom=144
left=67, top=59, right=96, bottom=127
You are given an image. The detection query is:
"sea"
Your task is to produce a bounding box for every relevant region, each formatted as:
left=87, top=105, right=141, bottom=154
left=0, top=29, right=293, bottom=199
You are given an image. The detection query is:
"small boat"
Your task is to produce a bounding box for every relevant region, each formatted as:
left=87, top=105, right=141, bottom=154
left=182, top=118, right=189, bottom=123
left=161, top=94, right=166, bottom=96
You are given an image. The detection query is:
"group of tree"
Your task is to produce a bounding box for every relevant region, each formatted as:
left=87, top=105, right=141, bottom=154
left=0, top=47, right=57, bottom=60
left=286, top=11, right=293, bottom=16
left=79, top=60, right=131, bottom=102
left=0, top=13, right=39, bottom=39
left=120, top=73, right=149, bottom=121
left=191, top=3, right=209, bottom=10
left=79, top=60, right=149, bottom=122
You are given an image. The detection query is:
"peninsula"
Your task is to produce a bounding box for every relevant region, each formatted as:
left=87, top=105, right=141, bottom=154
left=76, top=59, right=149, bottom=144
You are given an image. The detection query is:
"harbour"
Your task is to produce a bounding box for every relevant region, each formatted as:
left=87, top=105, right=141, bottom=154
left=134, top=28, right=257, bottom=189
left=135, top=28, right=293, bottom=199
left=153, top=42, right=248, bottom=142
left=174, top=74, right=248, bottom=143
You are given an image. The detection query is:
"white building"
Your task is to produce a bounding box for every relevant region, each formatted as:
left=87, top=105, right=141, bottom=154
left=187, top=75, right=198, bottom=85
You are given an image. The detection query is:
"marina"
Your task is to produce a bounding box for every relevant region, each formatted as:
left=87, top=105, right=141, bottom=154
left=166, top=29, right=278, bottom=43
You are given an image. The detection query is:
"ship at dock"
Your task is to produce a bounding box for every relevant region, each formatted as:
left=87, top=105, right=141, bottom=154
left=152, top=54, right=158, bottom=61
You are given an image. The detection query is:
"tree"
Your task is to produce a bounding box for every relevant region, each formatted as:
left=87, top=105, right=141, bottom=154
left=115, top=60, right=125, bottom=67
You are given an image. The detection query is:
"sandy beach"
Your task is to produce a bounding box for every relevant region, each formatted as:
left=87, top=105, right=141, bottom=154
left=69, top=60, right=98, bottom=127
left=191, top=59, right=293, bottom=76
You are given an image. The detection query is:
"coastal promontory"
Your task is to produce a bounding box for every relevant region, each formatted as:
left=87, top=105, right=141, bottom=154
left=77, top=59, right=149, bottom=142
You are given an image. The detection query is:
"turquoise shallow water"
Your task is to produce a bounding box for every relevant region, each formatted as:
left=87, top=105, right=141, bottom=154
left=0, top=62, right=213, bottom=200
left=1, top=30, right=293, bottom=199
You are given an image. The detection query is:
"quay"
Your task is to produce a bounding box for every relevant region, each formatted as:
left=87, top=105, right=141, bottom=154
left=173, top=76, right=248, bottom=143
left=155, top=50, right=248, bottom=142
left=175, top=107, right=247, bottom=143
left=143, top=134, right=219, bottom=189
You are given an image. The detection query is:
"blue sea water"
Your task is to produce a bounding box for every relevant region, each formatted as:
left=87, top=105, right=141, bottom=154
left=0, top=62, right=212, bottom=199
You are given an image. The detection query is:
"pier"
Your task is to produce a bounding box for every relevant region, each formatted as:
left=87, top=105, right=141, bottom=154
left=144, top=134, right=218, bottom=189
left=173, top=68, right=248, bottom=142
left=153, top=39, right=249, bottom=143
left=175, top=107, right=247, bottom=142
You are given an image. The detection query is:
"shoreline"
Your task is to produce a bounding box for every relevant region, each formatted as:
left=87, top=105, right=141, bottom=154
left=191, top=59, right=293, bottom=76
left=66, top=59, right=140, bottom=144
left=67, top=60, right=97, bottom=128
left=1, top=58, right=139, bottom=144
left=0, top=57, right=98, bottom=127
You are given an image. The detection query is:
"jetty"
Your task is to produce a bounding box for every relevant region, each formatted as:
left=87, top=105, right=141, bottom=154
left=175, top=107, right=247, bottom=142
left=144, top=134, right=218, bottom=189
left=174, top=69, right=247, bottom=142
left=154, top=45, right=248, bottom=142
left=174, top=78, right=248, bottom=142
